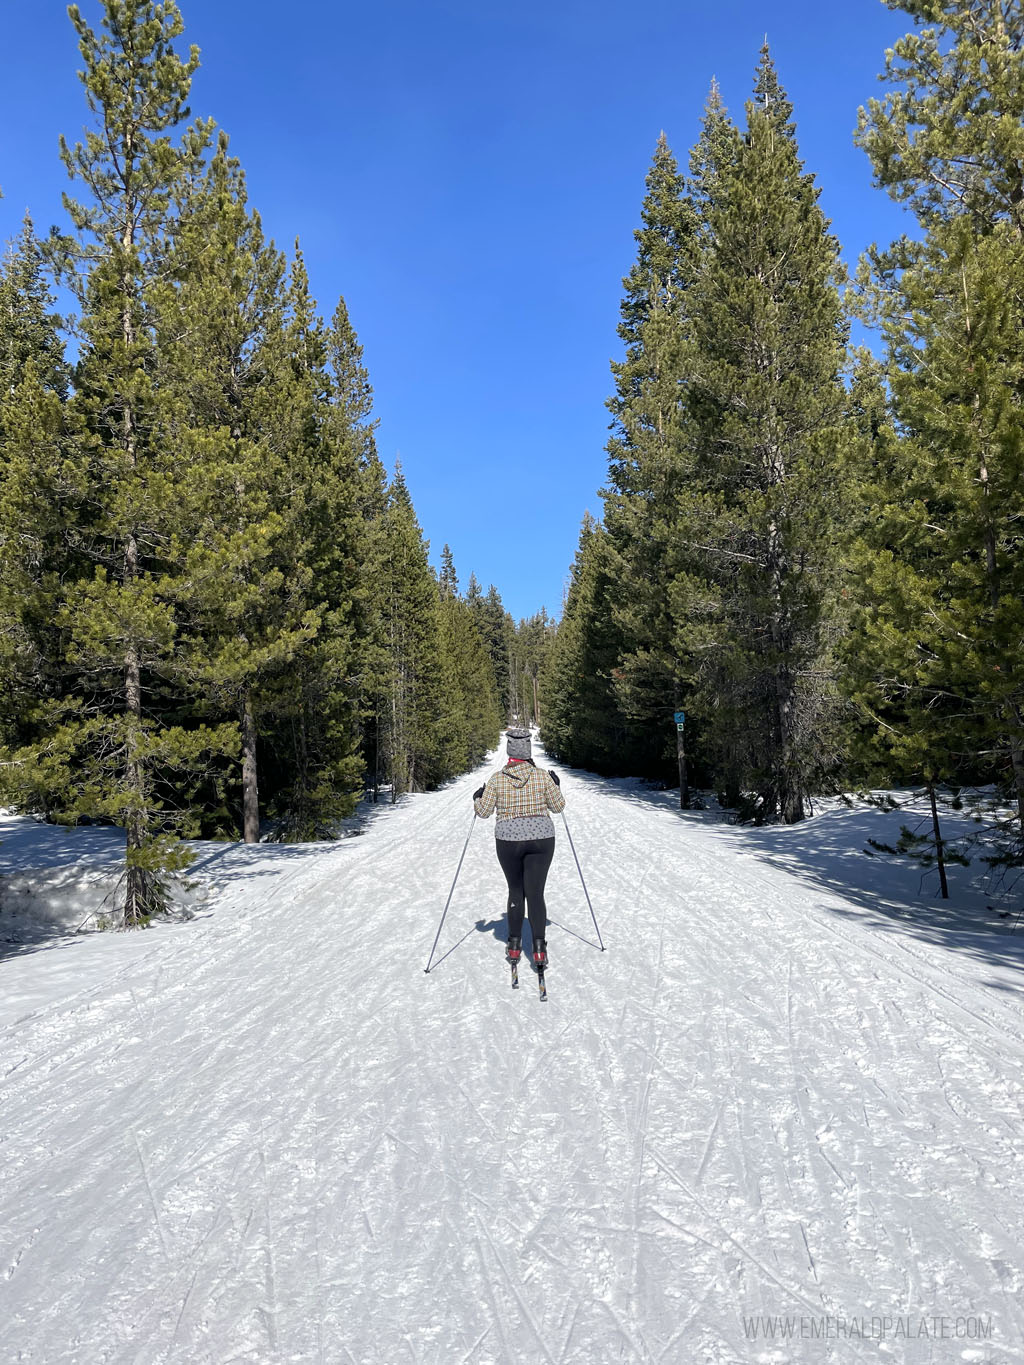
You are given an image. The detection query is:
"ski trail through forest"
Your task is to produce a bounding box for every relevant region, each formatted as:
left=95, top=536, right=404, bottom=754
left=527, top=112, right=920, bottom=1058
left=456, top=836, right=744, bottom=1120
left=2, top=743, right=1023, bottom=1364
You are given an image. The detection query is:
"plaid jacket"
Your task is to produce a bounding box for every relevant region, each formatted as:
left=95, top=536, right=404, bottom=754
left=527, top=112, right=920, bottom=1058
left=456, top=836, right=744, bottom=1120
left=474, top=762, right=565, bottom=822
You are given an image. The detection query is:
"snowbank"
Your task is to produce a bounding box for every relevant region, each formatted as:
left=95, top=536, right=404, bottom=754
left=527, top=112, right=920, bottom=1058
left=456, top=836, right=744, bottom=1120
left=0, top=814, right=208, bottom=944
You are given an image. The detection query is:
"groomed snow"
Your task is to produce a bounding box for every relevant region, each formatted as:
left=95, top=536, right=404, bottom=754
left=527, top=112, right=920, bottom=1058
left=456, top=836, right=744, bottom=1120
left=2, top=745, right=1023, bottom=1364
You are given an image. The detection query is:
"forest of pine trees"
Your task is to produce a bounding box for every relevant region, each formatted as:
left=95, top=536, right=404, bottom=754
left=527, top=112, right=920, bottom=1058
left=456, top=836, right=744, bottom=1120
left=541, top=2, right=1024, bottom=884
left=3, top=0, right=1023, bottom=921
left=0, top=0, right=510, bottom=923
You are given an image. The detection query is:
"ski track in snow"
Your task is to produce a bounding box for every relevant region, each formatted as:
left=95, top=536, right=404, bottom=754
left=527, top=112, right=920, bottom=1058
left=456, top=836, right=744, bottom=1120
left=2, top=747, right=1024, bottom=1364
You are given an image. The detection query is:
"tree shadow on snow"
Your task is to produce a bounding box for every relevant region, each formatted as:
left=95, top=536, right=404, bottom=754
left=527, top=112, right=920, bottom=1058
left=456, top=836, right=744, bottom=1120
left=0, top=814, right=374, bottom=963
left=0, top=929, right=98, bottom=963
left=736, top=807, right=1024, bottom=991
left=551, top=762, right=1024, bottom=990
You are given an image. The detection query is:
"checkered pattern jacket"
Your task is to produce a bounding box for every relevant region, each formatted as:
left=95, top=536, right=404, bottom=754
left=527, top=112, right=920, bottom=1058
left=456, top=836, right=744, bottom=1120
left=474, top=762, right=565, bottom=822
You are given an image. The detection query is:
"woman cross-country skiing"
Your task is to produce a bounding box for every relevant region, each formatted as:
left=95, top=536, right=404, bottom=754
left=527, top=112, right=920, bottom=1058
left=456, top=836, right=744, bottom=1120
left=473, top=726, right=565, bottom=976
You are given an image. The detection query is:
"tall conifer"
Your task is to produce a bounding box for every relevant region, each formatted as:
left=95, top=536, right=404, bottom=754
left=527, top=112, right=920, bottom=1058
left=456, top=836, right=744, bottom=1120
left=854, top=1, right=1024, bottom=852
left=437, top=546, right=502, bottom=768
left=370, top=467, right=447, bottom=798
left=602, top=134, right=696, bottom=759
left=541, top=515, right=635, bottom=773
left=678, top=48, right=851, bottom=820
left=28, top=0, right=222, bottom=922
left=0, top=221, right=72, bottom=760
left=156, top=134, right=314, bottom=844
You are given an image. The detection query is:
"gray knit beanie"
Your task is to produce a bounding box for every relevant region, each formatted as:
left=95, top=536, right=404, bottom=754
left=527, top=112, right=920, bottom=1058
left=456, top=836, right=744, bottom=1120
left=506, top=726, right=532, bottom=760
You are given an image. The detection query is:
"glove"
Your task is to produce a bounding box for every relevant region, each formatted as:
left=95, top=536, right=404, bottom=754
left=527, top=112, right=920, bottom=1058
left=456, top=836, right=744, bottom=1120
left=473, top=785, right=485, bottom=801
left=549, top=771, right=560, bottom=786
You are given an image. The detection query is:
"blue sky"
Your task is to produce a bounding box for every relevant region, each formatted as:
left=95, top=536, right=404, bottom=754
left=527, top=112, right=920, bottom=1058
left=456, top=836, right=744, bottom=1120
left=1, top=0, right=912, bottom=620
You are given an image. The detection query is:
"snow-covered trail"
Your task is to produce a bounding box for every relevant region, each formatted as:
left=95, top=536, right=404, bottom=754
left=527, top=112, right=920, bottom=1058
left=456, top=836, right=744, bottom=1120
left=2, top=749, right=1023, bottom=1364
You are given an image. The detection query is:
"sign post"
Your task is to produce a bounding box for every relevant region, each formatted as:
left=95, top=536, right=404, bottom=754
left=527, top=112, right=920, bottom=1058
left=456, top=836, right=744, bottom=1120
left=672, top=704, right=689, bottom=809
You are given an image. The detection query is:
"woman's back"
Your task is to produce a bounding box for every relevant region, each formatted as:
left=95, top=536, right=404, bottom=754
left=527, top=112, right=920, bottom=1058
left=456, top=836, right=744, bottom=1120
left=474, top=760, right=565, bottom=841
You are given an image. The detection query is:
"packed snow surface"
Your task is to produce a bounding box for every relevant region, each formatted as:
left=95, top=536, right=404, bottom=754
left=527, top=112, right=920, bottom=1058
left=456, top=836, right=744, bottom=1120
left=2, top=746, right=1023, bottom=1364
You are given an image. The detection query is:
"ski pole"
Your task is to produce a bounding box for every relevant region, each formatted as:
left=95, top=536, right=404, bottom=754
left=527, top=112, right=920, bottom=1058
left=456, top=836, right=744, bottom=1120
left=424, top=814, right=477, bottom=973
left=561, top=811, right=605, bottom=951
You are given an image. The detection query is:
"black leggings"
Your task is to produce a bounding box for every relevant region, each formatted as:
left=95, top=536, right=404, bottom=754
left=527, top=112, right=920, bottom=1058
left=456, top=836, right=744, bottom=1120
left=496, top=837, right=555, bottom=945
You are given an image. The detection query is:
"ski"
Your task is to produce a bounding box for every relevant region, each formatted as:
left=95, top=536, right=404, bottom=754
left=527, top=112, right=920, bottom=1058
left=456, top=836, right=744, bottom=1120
left=506, top=938, right=522, bottom=990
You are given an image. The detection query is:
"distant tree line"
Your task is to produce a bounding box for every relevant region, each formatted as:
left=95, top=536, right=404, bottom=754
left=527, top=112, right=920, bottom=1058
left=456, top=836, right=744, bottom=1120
left=541, top=1, right=1024, bottom=883
left=0, top=0, right=508, bottom=923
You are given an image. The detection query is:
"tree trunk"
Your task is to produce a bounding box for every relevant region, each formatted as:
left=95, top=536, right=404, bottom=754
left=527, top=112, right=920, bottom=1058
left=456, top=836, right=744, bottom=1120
left=927, top=780, right=949, bottom=899
left=766, top=517, right=804, bottom=825
left=120, top=247, right=154, bottom=922
left=390, top=666, right=401, bottom=802
left=291, top=671, right=312, bottom=835
left=372, top=709, right=381, bottom=803
left=1009, top=721, right=1024, bottom=852
left=969, top=355, right=1023, bottom=846
left=674, top=682, right=689, bottom=810
left=241, top=690, right=260, bottom=843
left=123, top=617, right=149, bottom=927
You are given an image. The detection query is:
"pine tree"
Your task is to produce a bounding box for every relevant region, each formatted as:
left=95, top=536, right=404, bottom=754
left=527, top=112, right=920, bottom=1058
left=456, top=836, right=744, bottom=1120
left=467, top=582, right=512, bottom=720
left=509, top=608, right=555, bottom=727
left=0, top=219, right=72, bottom=757
left=853, top=0, right=1024, bottom=855
left=677, top=48, right=852, bottom=820
left=600, top=99, right=740, bottom=795
left=437, top=545, right=502, bottom=769
left=856, top=0, right=1024, bottom=234
left=259, top=255, right=366, bottom=839
left=278, top=290, right=375, bottom=834
left=16, top=0, right=229, bottom=923
left=319, top=296, right=392, bottom=803
left=541, top=514, right=638, bottom=774
left=154, top=134, right=319, bottom=845
left=601, top=132, right=696, bottom=772
left=0, top=217, right=69, bottom=402
left=370, top=466, right=448, bottom=798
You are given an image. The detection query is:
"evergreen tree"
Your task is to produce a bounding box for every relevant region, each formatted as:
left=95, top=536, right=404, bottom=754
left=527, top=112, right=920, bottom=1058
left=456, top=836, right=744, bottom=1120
left=601, top=99, right=736, bottom=794
left=149, top=132, right=369, bottom=845
left=509, top=608, right=556, bottom=727
left=437, top=545, right=502, bottom=768
left=467, top=581, right=512, bottom=720
left=676, top=48, right=852, bottom=820
left=258, top=256, right=366, bottom=839
left=0, top=217, right=69, bottom=402
left=369, top=466, right=448, bottom=798
left=0, top=219, right=72, bottom=756
left=275, top=289, right=375, bottom=835
left=13, top=1, right=232, bottom=923
left=853, top=0, right=1024, bottom=855
left=355, top=448, right=392, bottom=801
left=856, top=0, right=1024, bottom=234
left=541, top=514, right=638, bottom=774
left=319, top=297, right=393, bottom=803
left=155, top=135, right=319, bottom=845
